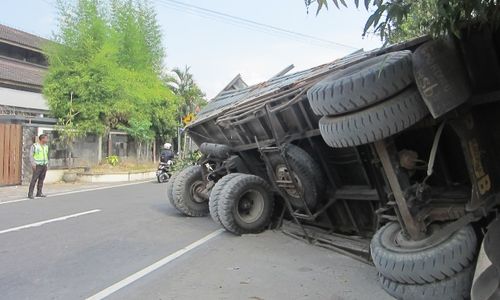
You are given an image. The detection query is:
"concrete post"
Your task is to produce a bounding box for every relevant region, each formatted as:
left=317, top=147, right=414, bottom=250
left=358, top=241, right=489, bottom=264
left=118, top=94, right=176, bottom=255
left=97, top=135, right=102, bottom=164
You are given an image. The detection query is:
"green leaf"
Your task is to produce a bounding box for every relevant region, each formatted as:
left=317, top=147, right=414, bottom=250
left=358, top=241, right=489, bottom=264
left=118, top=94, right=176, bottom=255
left=339, top=0, right=348, bottom=7
left=316, top=0, right=328, bottom=15
left=354, top=0, right=359, bottom=8
left=372, top=6, right=385, bottom=27
left=364, top=0, right=370, bottom=10
left=331, top=0, right=340, bottom=9
left=363, top=10, right=378, bottom=35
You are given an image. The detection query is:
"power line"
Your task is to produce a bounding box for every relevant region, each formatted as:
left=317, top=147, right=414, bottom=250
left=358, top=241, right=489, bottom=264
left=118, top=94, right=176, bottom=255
left=155, top=0, right=358, bottom=50
left=157, top=0, right=357, bottom=50
left=157, top=2, right=337, bottom=50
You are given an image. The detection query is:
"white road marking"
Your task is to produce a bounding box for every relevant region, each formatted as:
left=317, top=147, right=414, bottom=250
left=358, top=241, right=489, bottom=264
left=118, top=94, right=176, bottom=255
left=86, top=228, right=225, bottom=300
left=0, top=181, right=151, bottom=206
left=0, top=209, right=101, bottom=235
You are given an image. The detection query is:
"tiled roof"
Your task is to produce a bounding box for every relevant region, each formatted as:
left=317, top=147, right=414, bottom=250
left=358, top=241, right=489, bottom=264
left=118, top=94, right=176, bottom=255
left=0, top=24, right=50, bottom=51
left=0, top=56, right=46, bottom=89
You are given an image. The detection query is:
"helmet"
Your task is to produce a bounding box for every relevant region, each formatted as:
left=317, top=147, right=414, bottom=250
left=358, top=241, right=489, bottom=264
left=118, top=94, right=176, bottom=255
left=163, top=143, right=172, bottom=150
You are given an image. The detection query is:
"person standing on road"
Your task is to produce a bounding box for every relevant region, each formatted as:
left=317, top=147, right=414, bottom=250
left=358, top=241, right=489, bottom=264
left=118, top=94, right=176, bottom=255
left=28, top=134, right=49, bottom=199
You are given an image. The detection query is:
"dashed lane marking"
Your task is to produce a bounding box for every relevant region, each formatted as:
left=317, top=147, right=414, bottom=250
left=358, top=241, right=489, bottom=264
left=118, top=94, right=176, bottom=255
left=0, top=209, right=101, bottom=235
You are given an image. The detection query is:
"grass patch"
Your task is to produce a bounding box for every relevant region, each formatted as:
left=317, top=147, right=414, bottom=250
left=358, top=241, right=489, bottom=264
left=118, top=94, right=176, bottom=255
left=90, top=161, right=156, bottom=174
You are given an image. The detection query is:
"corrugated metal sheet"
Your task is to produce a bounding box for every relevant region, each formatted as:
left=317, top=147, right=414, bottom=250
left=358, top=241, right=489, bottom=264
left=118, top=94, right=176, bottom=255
left=195, top=50, right=370, bottom=124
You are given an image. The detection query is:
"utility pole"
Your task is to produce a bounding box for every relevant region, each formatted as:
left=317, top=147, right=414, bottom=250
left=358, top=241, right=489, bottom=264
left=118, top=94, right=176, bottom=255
left=177, top=116, right=182, bottom=155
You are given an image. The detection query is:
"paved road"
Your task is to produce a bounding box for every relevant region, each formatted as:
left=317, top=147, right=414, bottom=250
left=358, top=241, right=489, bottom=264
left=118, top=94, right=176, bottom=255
left=0, top=182, right=390, bottom=300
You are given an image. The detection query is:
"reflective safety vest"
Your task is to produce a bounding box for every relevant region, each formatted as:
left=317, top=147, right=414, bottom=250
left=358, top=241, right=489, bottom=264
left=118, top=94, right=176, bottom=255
left=33, top=143, right=49, bottom=165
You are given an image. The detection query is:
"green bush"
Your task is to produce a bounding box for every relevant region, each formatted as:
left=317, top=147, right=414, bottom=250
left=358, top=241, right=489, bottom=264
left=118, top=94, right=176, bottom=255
left=106, top=155, right=120, bottom=166
left=172, top=151, right=202, bottom=172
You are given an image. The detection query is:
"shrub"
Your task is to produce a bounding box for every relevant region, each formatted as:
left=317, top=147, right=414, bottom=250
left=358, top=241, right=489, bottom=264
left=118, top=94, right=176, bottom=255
left=106, top=155, right=120, bottom=166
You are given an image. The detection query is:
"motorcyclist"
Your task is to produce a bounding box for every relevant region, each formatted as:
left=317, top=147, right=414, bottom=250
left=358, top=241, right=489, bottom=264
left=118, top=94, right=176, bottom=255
left=160, top=143, right=175, bottom=163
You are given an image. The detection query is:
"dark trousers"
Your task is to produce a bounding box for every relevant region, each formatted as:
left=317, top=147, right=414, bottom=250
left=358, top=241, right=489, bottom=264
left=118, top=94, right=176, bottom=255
left=28, top=165, right=47, bottom=197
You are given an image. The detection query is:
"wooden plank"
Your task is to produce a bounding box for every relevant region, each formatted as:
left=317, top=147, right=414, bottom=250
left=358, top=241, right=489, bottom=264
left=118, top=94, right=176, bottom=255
left=9, top=124, right=15, bottom=185
left=7, top=124, right=14, bottom=185
left=11, top=125, right=21, bottom=185
left=3, top=124, right=11, bottom=185
left=12, top=126, right=17, bottom=184
left=0, top=124, right=5, bottom=185
left=17, top=125, right=22, bottom=184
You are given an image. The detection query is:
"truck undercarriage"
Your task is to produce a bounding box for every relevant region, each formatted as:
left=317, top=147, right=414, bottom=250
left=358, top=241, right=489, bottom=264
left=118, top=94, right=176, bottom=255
left=166, top=32, right=500, bottom=299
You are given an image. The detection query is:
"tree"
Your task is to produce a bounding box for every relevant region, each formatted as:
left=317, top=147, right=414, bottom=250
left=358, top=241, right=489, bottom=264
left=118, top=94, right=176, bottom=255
left=44, top=0, right=178, bottom=160
left=164, top=66, right=206, bottom=156
left=306, top=0, right=500, bottom=44
left=55, top=92, right=85, bottom=169
left=166, top=66, right=206, bottom=118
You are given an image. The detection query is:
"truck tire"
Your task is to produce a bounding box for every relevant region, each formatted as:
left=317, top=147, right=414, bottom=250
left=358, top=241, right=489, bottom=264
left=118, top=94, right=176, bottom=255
left=172, top=165, right=209, bottom=217
left=319, top=87, right=429, bottom=148
left=379, top=265, right=474, bottom=300
left=286, top=144, right=326, bottom=194
left=266, top=144, right=319, bottom=210
left=166, top=171, right=180, bottom=208
left=307, top=51, right=414, bottom=116
left=371, top=222, right=477, bottom=284
left=199, top=143, right=232, bottom=159
left=218, top=174, right=274, bottom=235
left=209, top=173, right=243, bottom=225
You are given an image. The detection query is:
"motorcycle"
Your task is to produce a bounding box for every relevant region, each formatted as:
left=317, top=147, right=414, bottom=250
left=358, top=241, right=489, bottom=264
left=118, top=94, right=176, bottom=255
left=156, top=160, right=173, bottom=183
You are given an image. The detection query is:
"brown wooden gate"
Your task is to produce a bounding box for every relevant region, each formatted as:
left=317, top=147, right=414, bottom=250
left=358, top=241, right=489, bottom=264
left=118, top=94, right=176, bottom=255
left=0, top=124, right=22, bottom=186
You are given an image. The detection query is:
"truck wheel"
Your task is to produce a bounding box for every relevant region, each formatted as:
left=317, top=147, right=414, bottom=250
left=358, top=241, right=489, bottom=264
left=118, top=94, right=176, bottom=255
left=218, top=174, right=274, bottom=235
left=379, top=265, right=474, bottom=300
left=371, top=222, right=477, bottom=284
left=199, top=143, right=232, bottom=159
left=166, top=171, right=180, bottom=208
left=209, top=173, right=243, bottom=225
left=172, top=165, right=209, bottom=217
left=319, top=87, right=429, bottom=148
left=267, top=144, right=319, bottom=210
left=307, top=51, right=414, bottom=116
left=286, top=144, right=326, bottom=194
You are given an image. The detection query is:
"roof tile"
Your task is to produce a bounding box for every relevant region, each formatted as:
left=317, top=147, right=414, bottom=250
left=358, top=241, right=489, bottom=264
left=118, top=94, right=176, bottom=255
left=0, top=24, right=50, bottom=51
left=0, top=56, right=46, bottom=88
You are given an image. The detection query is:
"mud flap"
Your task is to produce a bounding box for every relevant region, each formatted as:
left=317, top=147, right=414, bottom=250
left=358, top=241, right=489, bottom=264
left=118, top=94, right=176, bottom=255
left=413, top=38, right=471, bottom=118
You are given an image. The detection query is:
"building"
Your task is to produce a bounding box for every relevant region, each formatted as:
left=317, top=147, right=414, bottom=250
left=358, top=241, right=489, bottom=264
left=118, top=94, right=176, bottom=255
left=0, top=24, right=153, bottom=187
left=0, top=24, right=56, bottom=186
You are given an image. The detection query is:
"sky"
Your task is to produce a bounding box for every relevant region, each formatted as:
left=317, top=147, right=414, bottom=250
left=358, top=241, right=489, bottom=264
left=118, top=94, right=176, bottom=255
left=0, top=0, right=382, bottom=99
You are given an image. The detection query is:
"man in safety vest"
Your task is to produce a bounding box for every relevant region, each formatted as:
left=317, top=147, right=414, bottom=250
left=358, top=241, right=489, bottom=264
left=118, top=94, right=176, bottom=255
left=28, top=134, right=49, bottom=199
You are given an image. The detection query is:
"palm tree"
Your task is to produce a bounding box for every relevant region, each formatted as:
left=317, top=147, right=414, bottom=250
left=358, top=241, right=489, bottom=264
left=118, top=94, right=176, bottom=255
left=164, top=66, right=206, bottom=156
left=165, top=66, right=206, bottom=117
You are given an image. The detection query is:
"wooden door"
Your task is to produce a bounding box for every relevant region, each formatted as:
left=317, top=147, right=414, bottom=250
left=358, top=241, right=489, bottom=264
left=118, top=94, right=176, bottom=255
left=0, top=124, right=22, bottom=186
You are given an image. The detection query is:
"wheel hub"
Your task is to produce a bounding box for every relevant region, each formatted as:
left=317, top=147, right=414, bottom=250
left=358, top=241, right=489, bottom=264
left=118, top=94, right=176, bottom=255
left=190, top=181, right=207, bottom=203
left=387, top=224, right=452, bottom=252
left=236, top=189, right=265, bottom=223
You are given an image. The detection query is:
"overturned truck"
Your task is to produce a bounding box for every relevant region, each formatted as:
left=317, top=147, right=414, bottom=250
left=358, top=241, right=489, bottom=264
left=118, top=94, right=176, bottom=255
left=166, top=33, right=500, bottom=299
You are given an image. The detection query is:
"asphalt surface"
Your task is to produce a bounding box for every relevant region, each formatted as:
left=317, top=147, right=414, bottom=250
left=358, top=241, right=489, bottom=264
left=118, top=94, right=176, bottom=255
left=0, top=181, right=390, bottom=300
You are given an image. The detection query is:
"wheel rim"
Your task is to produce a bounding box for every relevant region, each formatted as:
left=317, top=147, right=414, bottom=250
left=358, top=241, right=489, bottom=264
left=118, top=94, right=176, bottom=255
left=160, top=174, right=169, bottom=182
left=190, top=181, right=206, bottom=203
left=382, top=223, right=454, bottom=252
left=235, top=189, right=265, bottom=224
left=275, top=165, right=303, bottom=198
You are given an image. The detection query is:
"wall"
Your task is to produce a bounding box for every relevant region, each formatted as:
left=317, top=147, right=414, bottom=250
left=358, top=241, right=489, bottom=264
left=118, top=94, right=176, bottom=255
left=20, top=127, right=154, bottom=185
left=102, top=133, right=153, bottom=162
left=21, top=126, right=36, bottom=185
left=47, top=132, right=101, bottom=168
